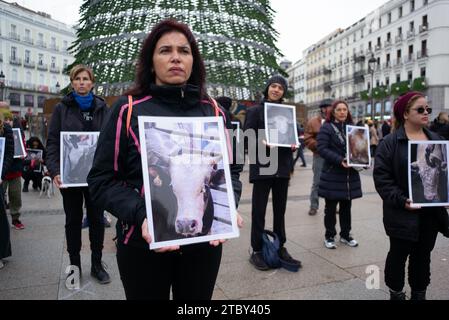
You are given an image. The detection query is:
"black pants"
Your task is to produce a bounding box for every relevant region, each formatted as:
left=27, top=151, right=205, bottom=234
left=23, top=171, right=43, bottom=189
left=61, top=187, right=104, bottom=262
left=251, top=178, right=289, bottom=251
left=292, top=146, right=306, bottom=168
left=324, top=199, right=352, bottom=239
left=385, top=214, right=439, bottom=292
left=116, top=242, right=222, bottom=300
left=0, top=187, right=11, bottom=259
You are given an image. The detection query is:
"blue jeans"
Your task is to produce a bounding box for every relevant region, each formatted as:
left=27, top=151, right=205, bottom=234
left=310, top=154, right=324, bottom=210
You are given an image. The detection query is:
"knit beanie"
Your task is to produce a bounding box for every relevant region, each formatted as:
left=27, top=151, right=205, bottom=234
left=393, top=91, right=425, bottom=124
left=263, top=75, right=288, bottom=100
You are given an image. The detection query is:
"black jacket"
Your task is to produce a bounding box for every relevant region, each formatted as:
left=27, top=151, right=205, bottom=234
left=373, top=126, right=449, bottom=241
left=1, top=124, right=15, bottom=181
left=429, top=120, right=449, bottom=140
left=317, top=121, right=362, bottom=200
left=87, top=84, right=243, bottom=248
left=46, top=93, right=110, bottom=178
left=244, top=103, right=294, bottom=182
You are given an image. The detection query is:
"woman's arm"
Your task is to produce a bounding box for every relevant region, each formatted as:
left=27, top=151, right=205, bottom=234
left=317, top=124, right=345, bottom=166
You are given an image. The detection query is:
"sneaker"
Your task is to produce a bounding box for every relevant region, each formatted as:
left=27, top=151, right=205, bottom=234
left=91, top=261, right=111, bottom=284
left=12, top=220, right=25, bottom=230
left=278, top=247, right=302, bottom=269
left=308, top=208, right=317, bottom=216
left=249, top=251, right=270, bottom=271
left=340, top=236, right=358, bottom=247
left=300, top=164, right=307, bottom=167
left=324, top=237, right=337, bottom=249
left=81, top=216, right=89, bottom=229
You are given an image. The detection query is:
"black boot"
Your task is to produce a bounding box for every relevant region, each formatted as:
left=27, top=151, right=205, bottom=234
left=389, top=289, right=406, bottom=300
left=410, top=290, right=426, bottom=300
left=22, top=184, right=29, bottom=192
left=91, top=253, right=111, bottom=284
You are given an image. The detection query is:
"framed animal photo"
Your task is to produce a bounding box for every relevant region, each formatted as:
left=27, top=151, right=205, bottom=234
left=60, top=132, right=100, bottom=187
left=408, top=141, right=449, bottom=207
left=264, top=103, right=299, bottom=148
left=138, top=116, right=240, bottom=250
left=26, top=148, right=44, bottom=173
left=346, top=125, right=371, bottom=167
left=13, top=128, right=27, bottom=158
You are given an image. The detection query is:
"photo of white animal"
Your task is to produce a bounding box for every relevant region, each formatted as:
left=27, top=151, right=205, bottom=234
left=264, top=103, right=299, bottom=147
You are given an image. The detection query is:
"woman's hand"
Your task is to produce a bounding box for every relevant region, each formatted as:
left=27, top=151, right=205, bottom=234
left=53, top=175, right=65, bottom=189
left=141, top=219, right=180, bottom=252
left=405, top=199, right=421, bottom=211
left=291, top=145, right=298, bottom=152
left=262, top=139, right=275, bottom=149
left=209, top=213, right=244, bottom=247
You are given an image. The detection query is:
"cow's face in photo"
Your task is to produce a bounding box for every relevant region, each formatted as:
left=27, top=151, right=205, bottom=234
left=272, top=115, right=289, bottom=134
left=169, top=153, right=221, bottom=236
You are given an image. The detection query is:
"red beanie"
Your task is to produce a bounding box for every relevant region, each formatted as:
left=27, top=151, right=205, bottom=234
left=393, top=91, right=425, bottom=123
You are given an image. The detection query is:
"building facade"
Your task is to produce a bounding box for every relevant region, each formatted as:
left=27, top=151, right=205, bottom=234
left=0, top=1, right=75, bottom=116
left=302, top=0, right=449, bottom=121
left=286, top=58, right=307, bottom=104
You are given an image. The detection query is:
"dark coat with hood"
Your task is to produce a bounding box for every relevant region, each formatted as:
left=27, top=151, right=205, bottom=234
left=317, top=121, right=362, bottom=200
left=87, top=84, right=243, bottom=248
left=45, top=93, right=110, bottom=178
left=374, top=126, right=449, bottom=241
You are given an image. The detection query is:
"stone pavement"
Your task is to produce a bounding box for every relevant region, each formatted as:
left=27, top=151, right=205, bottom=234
left=1, top=151, right=449, bottom=300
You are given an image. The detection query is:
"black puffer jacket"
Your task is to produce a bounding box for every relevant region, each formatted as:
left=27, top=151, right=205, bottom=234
left=46, top=93, right=110, bottom=178
left=244, top=103, right=294, bottom=183
left=317, top=121, right=362, bottom=200
left=87, top=84, right=243, bottom=248
left=373, top=126, right=449, bottom=241
left=1, top=124, right=15, bottom=181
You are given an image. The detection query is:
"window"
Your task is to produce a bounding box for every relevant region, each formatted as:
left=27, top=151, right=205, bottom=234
left=25, top=94, right=34, bottom=107
left=368, top=41, right=372, bottom=50
left=409, top=45, right=414, bottom=55
left=377, top=37, right=381, bottom=46
left=408, top=71, right=413, bottom=82
left=9, top=93, right=21, bottom=106
left=423, top=15, right=428, bottom=27
left=12, top=69, right=18, bottom=82
left=386, top=53, right=391, bottom=63
left=398, top=27, right=402, bottom=35
left=63, top=40, right=68, bottom=50
left=410, top=21, right=415, bottom=31
left=361, top=29, right=364, bottom=39
left=376, top=80, right=380, bottom=87
left=11, top=24, right=16, bottom=34
left=25, top=29, right=30, bottom=40
left=39, top=74, right=45, bottom=85
left=410, top=0, right=415, bottom=12
left=421, top=40, right=427, bottom=55
left=38, top=33, right=43, bottom=41
left=51, top=56, right=56, bottom=68
left=38, top=54, right=44, bottom=65
left=25, top=50, right=30, bottom=63
left=379, top=18, right=382, bottom=29
left=397, top=49, right=402, bottom=58
left=421, top=67, right=426, bottom=77
left=396, top=74, right=401, bottom=83
left=11, top=46, right=17, bottom=60
left=386, top=77, right=390, bottom=86
left=388, top=12, right=392, bottom=24
left=38, top=96, right=46, bottom=108
left=26, top=71, right=32, bottom=84
left=424, top=0, right=428, bottom=5
left=63, top=59, right=68, bottom=69
left=399, top=6, right=403, bottom=18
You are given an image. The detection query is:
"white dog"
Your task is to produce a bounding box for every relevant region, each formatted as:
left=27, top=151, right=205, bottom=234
left=40, top=176, right=54, bottom=198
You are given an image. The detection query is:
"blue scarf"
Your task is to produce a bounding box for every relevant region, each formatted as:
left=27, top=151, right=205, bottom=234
left=72, top=92, right=94, bottom=111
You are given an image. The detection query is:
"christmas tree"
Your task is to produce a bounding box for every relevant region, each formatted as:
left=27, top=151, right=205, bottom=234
left=69, top=0, right=283, bottom=99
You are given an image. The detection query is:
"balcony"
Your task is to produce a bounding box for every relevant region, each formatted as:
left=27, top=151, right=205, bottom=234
left=49, top=44, right=59, bottom=51
left=36, top=40, right=47, bottom=48
left=405, top=54, right=415, bottom=64
left=417, top=50, right=429, bottom=59
left=419, top=24, right=429, bottom=34
left=24, top=60, right=36, bottom=69
left=395, top=35, right=403, bottom=44
left=338, top=61, right=343, bottom=67
left=23, top=37, right=34, bottom=45
left=384, top=40, right=392, bottom=49
left=8, top=81, right=23, bottom=89
left=323, top=67, right=332, bottom=75
left=366, top=48, right=373, bottom=55
left=375, top=44, right=382, bottom=52
left=383, top=61, right=392, bottom=69
left=353, top=54, right=365, bottom=63
left=9, top=56, right=22, bottom=66
left=324, top=81, right=333, bottom=92
left=394, top=58, right=403, bottom=66
left=23, top=83, right=36, bottom=91
left=50, top=66, right=61, bottom=74
left=37, top=63, right=48, bottom=71
left=9, top=32, right=20, bottom=41
left=407, top=29, right=416, bottom=40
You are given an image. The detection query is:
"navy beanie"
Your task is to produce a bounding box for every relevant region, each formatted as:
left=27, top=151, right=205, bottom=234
left=264, top=75, right=288, bottom=99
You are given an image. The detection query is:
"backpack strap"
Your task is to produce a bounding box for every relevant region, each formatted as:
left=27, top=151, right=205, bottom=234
left=126, top=95, right=133, bottom=137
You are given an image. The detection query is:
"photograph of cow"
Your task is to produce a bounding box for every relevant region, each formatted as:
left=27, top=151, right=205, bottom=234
left=0, top=137, right=5, bottom=178
left=12, top=128, right=26, bottom=159
left=26, top=149, right=44, bottom=173
left=139, top=116, right=239, bottom=250
left=408, top=141, right=449, bottom=207
left=264, top=103, right=299, bottom=147
left=346, top=125, right=371, bottom=167
left=60, top=132, right=99, bottom=187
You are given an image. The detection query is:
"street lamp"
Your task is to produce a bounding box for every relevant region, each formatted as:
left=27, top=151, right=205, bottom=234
left=368, top=55, right=377, bottom=120
left=0, top=71, right=5, bottom=101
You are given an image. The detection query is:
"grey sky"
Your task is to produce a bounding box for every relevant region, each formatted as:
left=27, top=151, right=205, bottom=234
left=12, top=0, right=388, bottom=62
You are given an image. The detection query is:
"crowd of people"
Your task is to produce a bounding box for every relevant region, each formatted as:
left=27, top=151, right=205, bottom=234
left=0, top=19, right=448, bottom=301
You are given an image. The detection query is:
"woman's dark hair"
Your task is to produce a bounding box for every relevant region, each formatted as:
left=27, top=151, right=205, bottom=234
left=26, top=136, right=44, bottom=149
left=326, top=100, right=353, bottom=124
left=125, top=19, right=206, bottom=97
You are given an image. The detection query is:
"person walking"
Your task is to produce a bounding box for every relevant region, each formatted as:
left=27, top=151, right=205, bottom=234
left=244, top=75, right=301, bottom=271
left=87, top=19, right=243, bottom=300
left=46, top=64, right=111, bottom=284
left=317, top=100, right=362, bottom=249
left=304, top=99, right=333, bottom=216
left=373, top=92, right=449, bottom=300
left=292, top=123, right=306, bottom=169
left=367, top=120, right=379, bottom=157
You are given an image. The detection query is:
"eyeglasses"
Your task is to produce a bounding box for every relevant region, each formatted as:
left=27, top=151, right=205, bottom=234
left=411, top=106, right=432, bottom=114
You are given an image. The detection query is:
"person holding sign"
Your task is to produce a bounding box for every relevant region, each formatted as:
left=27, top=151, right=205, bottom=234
left=317, top=100, right=362, bottom=250
left=87, top=19, right=243, bottom=300
left=46, top=64, right=111, bottom=284
left=373, top=92, right=449, bottom=300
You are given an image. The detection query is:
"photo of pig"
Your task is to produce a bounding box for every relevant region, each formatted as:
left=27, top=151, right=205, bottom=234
left=346, top=125, right=371, bottom=167
left=139, top=117, right=239, bottom=249
left=409, top=141, right=449, bottom=207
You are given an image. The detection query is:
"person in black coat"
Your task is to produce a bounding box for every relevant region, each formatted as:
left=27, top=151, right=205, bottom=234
left=429, top=112, right=449, bottom=140
left=22, top=136, right=46, bottom=192
left=373, top=92, right=449, bottom=300
left=46, top=64, right=111, bottom=284
left=317, top=100, right=362, bottom=249
left=0, top=114, right=15, bottom=269
left=244, top=75, right=301, bottom=271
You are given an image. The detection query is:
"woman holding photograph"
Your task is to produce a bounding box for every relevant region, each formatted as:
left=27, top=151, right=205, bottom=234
left=373, top=92, right=449, bottom=300
left=46, top=64, right=111, bottom=284
left=0, top=111, right=15, bottom=270
left=22, top=136, right=46, bottom=192
left=87, top=19, right=243, bottom=300
left=317, top=100, right=362, bottom=250
left=244, top=75, right=301, bottom=271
